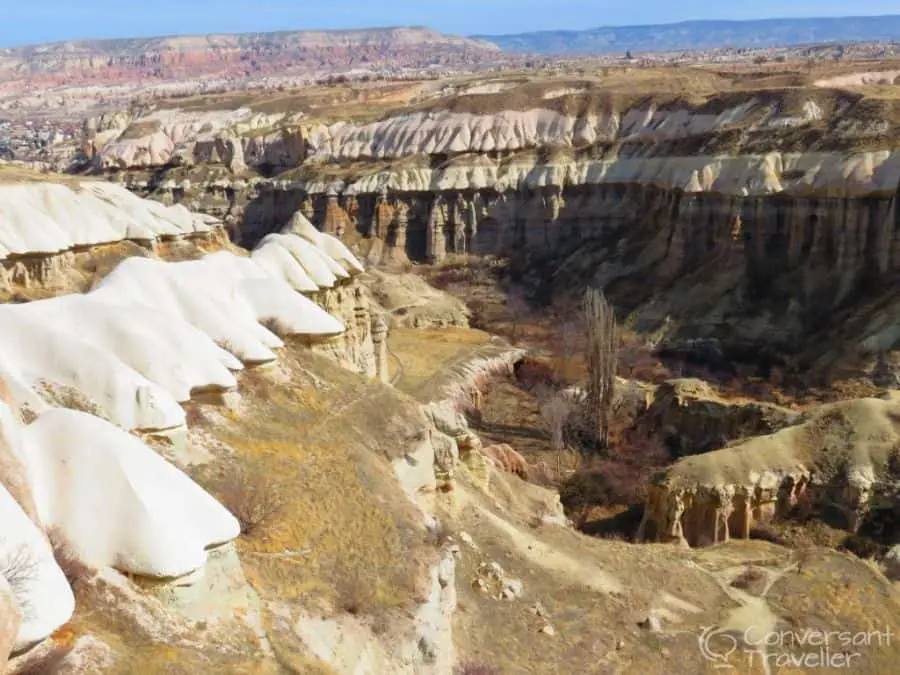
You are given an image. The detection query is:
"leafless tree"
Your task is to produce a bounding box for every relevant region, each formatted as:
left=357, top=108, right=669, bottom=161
left=583, top=288, right=618, bottom=449
left=537, top=391, right=574, bottom=475
left=1, top=541, right=40, bottom=620
left=506, top=288, right=529, bottom=344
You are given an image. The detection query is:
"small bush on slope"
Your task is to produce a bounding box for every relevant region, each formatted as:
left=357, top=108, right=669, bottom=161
left=203, top=463, right=288, bottom=537
left=0, top=542, right=39, bottom=620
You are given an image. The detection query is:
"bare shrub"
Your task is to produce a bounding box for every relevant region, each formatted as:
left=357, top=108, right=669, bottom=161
left=47, top=528, right=93, bottom=586
left=338, top=571, right=377, bottom=615
left=425, top=519, right=455, bottom=548
left=553, top=318, right=582, bottom=384
left=505, top=288, right=529, bottom=344
left=1, top=542, right=40, bottom=620
left=455, top=664, right=500, bottom=675
left=212, top=464, right=288, bottom=537
left=515, top=356, right=562, bottom=392
left=536, top=387, right=574, bottom=475
left=618, top=336, right=672, bottom=384
left=731, top=566, right=766, bottom=590
left=560, top=430, right=668, bottom=514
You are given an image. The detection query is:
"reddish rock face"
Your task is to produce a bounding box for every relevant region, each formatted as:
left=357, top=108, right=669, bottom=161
left=483, top=444, right=529, bottom=480
left=0, top=576, right=20, bottom=666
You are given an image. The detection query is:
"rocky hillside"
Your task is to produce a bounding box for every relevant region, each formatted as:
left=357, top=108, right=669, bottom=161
left=475, top=15, right=900, bottom=54
left=2, top=163, right=900, bottom=673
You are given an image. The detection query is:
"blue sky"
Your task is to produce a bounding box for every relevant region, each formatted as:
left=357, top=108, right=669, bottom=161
left=0, top=0, right=898, bottom=47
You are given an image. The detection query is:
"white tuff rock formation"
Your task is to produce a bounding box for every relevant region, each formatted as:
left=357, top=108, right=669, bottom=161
left=0, top=180, right=368, bottom=653
left=21, top=408, right=241, bottom=578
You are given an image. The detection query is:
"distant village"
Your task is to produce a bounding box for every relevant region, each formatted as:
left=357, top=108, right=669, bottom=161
left=0, top=118, right=81, bottom=163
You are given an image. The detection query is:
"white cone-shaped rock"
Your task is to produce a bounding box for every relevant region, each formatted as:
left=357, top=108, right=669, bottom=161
left=281, top=212, right=364, bottom=275
left=0, top=308, right=186, bottom=431
left=282, top=210, right=324, bottom=246
left=240, top=279, right=345, bottom=336
left=251, top=237, right=321, bottom=293
left=17, top=294, right=241, bottom=402
left=280, top=233, right=350, bottom=282
left=0, top=182, right=215, bottom=259
left=0, top=484, right=74, bottom=651
left=254, top=232, right=345, bottom=288
left=319, top=233, right=365, bottom=275
left=21, top=409, right=240, bottom=579
left=91, top=256, right=284, bottom=364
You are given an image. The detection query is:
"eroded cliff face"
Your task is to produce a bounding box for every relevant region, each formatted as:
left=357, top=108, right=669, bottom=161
left=218, top=176, right=900, bottom=380
left=637, top=396, right=900, bottom=547
left=90, top=82, right=900, bottom=378
left=638, top=379, right=801, bottom=458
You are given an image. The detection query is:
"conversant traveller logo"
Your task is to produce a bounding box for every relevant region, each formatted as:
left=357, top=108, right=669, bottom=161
left=698, top=624, right=893, bottom=670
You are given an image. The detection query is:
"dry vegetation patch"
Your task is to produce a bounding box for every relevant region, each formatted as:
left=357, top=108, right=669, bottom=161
left=189, top=348, right=434, bottom=616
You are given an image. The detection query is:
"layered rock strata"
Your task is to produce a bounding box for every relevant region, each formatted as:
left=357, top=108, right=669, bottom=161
left=85, top=87, right=900, bottom=376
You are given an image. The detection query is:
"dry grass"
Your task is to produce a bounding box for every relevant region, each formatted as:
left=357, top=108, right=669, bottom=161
left=189, top=348, right=433, bottom=616
left=387, top=326, right=495, bottom=397
left=0, top=165, right=83, bottom=185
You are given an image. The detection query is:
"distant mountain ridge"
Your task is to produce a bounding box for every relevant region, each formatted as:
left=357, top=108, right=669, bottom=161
left=474, top=15, right=900, bottom=54
left=0, top=27, right=499, bottom=92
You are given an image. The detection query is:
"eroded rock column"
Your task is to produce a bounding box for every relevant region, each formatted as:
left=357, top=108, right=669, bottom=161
left=392, top=201, right=409, bottom=254
left=371, top=314, right=390, bottom=384
left=427, top=197, right=447, bottom=264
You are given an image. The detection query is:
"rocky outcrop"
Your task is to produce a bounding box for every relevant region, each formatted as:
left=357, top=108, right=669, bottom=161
left=639, top=379, right=801, bottom=457
left=0, top=180, right=389, bottom=654
left=0, top=28, right=502, bottom=121
left=365, top=269, right=470, bottom=329
left=638, top=397, right=900, bottom=547
left=482, top=444, right=529, bottom=479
